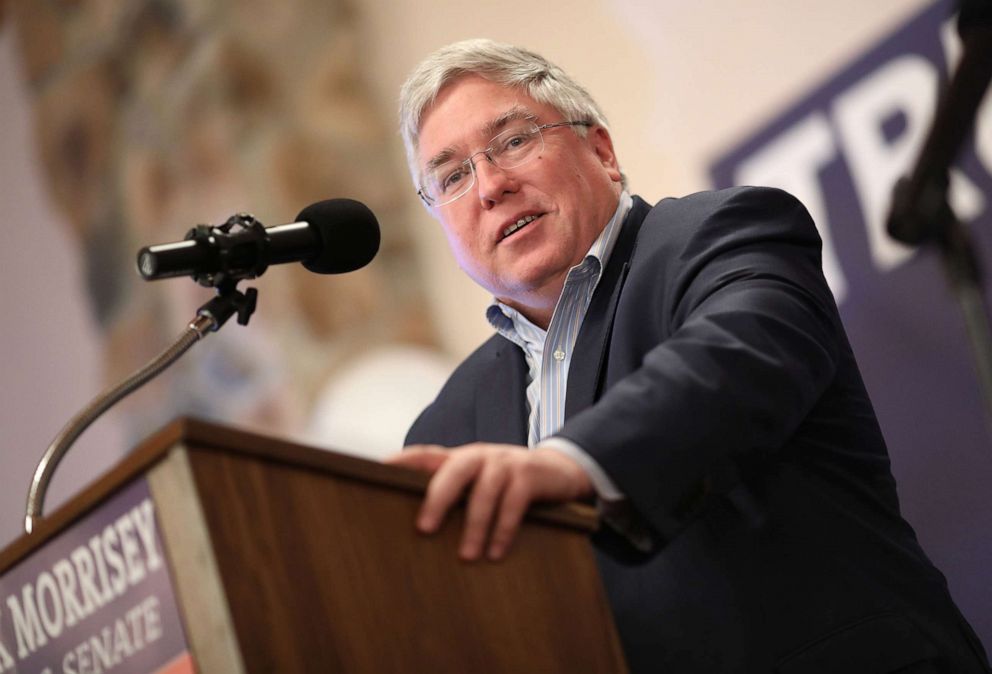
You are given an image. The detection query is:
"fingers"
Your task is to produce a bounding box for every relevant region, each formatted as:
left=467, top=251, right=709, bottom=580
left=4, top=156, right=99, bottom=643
left=418, top=449, right=486, bottom=534
left=460, top=457, right=512, bottom=560
left=393, top=444, right=594, bottom=562
left=480, top=450, right=583, bottom=560
left=486, top=477, right=532, bottom=560
left=384, top=446, right=450, bottom=473
left=413, top=445, right=530, bottom=560
left=455, top=448, right=540, bottom=561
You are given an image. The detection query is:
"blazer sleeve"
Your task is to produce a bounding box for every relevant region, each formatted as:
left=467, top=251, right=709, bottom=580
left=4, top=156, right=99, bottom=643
left=557, top=187, right=849, bottom=542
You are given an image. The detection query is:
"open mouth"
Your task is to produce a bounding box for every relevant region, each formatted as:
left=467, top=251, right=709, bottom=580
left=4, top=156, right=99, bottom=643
left=501, top=214, right=542, bottom=240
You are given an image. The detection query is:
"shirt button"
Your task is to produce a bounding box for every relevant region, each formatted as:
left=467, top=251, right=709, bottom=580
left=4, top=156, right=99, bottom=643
left=553, top=349, right=566, bottom=361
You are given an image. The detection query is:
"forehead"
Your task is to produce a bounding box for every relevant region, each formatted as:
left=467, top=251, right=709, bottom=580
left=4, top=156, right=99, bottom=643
left=416, top=75, right=559, bottom=164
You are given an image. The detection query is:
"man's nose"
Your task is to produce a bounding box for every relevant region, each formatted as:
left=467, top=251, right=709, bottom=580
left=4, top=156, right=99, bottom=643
left=474, top=156, right=517, bottom=208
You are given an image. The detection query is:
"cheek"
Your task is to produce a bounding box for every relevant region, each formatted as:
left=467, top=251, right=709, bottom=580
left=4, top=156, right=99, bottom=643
left=441, top=224, right=482, bottom=269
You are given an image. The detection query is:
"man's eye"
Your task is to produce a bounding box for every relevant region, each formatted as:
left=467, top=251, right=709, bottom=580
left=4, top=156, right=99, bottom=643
left=500, top=133, right=531, bottom=152
left=441, top=169, right=466, bottom=191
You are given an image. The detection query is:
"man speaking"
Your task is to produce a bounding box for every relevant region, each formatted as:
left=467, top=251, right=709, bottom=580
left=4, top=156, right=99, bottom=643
left=387, top=39, right=990, bottom=673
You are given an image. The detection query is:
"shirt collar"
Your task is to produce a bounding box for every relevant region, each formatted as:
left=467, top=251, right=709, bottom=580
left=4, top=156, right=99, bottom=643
left=585, top=190, right=632, bottom=276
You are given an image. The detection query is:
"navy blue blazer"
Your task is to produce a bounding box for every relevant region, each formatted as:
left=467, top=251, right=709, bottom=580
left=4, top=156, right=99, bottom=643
left=406, top=187, right=990, bottom=673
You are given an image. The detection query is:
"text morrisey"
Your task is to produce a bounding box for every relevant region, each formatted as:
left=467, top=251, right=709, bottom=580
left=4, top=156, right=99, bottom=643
left=0, top=498, right=163, bottom=663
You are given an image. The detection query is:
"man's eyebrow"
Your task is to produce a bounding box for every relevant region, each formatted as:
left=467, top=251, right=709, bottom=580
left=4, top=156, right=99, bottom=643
left=425, top=148, right=457, bottom=172
left=482, top=106, right=536, bottom=139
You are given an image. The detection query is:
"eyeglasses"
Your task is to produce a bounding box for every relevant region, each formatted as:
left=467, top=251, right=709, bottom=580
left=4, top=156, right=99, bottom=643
left=417, top=120, right=592, bottom=207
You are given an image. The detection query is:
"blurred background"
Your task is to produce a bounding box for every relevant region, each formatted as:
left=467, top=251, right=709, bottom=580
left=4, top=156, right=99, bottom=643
left=2, top=0, right=991, bottom=650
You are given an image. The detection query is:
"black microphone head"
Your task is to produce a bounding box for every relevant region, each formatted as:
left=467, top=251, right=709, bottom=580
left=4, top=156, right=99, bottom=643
left=296, top=199, right=380, bottom=274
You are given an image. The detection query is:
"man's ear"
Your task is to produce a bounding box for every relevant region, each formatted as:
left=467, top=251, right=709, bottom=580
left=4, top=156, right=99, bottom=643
left=589, top=126, right=623, bottom=184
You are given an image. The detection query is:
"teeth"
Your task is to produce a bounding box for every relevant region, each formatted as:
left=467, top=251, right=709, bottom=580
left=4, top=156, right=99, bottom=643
left=502, top=214, right=539, bottom=238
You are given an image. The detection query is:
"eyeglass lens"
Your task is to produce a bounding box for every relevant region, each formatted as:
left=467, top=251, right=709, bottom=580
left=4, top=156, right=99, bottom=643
left=422, top=122, right=544, bottom=205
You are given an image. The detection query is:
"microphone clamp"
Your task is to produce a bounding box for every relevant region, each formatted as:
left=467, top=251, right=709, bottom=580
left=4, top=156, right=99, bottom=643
left=185, top=212, right=269, bottom=288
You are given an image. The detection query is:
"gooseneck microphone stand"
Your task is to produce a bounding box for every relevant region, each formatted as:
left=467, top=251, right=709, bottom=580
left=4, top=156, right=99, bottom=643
left=24, top=213, right=266, bottom=534
left=886, top=0, right=992, bottom=425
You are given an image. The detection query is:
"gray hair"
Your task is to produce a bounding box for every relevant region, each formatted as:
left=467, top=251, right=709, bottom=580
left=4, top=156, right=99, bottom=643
left=399, top=38, right=623, bottom=189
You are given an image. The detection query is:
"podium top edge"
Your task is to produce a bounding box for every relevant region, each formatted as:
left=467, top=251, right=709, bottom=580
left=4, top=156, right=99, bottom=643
left=0, top=417, right=598, bottom=573
left=160, top=417, right=599, bottom=532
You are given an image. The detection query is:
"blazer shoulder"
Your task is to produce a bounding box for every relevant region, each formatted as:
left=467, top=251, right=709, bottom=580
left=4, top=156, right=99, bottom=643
left=648, top=185, right=809, bottom=213
left=630, top=186, right=820, bottom=263
left=640, top=186, right=814, bottom=234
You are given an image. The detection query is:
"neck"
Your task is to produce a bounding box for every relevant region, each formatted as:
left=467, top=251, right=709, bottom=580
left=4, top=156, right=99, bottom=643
left=499, top=291, right=560, bottom=331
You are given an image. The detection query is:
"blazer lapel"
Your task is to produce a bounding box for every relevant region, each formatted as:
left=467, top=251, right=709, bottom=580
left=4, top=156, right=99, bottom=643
left=564, top=196, right=650, bottom=420
left=476, top=337, right=530, bottom=444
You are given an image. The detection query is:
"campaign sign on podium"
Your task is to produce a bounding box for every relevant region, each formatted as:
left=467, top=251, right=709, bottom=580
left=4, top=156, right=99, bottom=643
left=0, top=478, right=192, bottom=674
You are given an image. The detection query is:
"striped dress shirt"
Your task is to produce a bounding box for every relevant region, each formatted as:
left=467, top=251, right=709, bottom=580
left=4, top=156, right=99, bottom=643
left=486, top=191, right=633, bottom=500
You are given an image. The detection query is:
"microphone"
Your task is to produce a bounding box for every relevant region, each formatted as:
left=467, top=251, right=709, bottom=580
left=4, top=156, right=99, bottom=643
left=136, top=198, right=380, bottom=283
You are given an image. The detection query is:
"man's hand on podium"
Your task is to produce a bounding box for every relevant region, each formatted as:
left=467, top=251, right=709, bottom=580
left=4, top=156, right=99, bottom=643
left=386, top=444, right=593, bottom=561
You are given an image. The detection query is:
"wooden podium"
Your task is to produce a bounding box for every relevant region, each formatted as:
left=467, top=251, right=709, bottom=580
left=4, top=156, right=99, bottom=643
left=0, top=418, right=627, bottom=673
